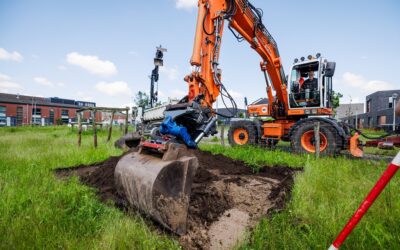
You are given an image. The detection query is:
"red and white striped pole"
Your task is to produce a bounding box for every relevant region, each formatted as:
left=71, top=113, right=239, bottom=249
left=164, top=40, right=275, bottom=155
left=328, top=151, right=400, bottom=250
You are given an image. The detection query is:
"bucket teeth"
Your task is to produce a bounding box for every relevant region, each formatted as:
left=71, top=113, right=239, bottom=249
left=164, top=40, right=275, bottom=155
left=114, top=143, right=198, bottom=235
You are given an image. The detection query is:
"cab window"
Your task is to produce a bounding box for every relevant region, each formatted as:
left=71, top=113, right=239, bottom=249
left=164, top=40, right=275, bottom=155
left=289, top=62, right=320, bottom=108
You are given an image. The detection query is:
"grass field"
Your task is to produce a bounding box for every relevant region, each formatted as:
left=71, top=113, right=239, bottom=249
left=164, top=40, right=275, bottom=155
left=1, top=126, right=399, bottom=249
left=0, top=126, right=179, bottom=249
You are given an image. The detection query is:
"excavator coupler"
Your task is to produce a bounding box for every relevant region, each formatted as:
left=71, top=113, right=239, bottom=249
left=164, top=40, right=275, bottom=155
left=114, top=141, right=198, bottom=235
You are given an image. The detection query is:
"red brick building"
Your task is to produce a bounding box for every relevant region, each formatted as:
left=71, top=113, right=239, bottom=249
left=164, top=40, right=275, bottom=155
left=0, top=93, right=101, bottom=126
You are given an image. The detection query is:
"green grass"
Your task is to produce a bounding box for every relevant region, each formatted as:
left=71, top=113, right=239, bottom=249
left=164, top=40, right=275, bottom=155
left=364, top=146, right=399, bottom=156
left=200, top=145, right=400, bottom=250
left=1, top=127, right=399, bottom=250
left=0, top=126, right=179, bottom=249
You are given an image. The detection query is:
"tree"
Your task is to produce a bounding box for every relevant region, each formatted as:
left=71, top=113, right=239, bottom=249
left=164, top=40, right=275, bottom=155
left=331, top=91, right=343, bottom=117
left=134, top=91, right=149, bottom=108
left=332, top=91, right=343, bottom=109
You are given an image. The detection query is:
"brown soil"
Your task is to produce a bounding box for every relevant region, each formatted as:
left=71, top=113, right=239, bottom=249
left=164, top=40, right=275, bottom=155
left=55, top=149, right=301, bottom=250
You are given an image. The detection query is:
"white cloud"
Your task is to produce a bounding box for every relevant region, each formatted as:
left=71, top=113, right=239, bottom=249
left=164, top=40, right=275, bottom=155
left=351, top=97, right=361, bottom=103
left=121, top=102, right=135, bottom=108
left=0, top=74, right=23, bottom=92
left=57, top=82, right=65, bottom=87
left=158, top=90, right=166, bottom=97
left=0, top=48, right=23, bottom=62
left=170, top=89, right=186, bottom=98
left=0, top=73, right=11, bottom=80
left=77, top=91, right=93, bottom=101
left=95, top=81, right=132, bottom=97
left=175, top=0, right=197, bottom=10
left=66, top=52, right=117, bottom=77
left=160, top=65, right=179, bottom=81
left=336, top=72, right=396, bottom=103
left=363, top=80, right=394, bottom=92
left=342, top=72, right=394, bottom=92
left=342, top=72, right=364, bottom=87
left=228, top=89, right=242, bottom=99
left=34, top=77, right=54, bottom=87
left=0, top=81, right=22, bottom=89
left=128, top=51, right=138, bottom=56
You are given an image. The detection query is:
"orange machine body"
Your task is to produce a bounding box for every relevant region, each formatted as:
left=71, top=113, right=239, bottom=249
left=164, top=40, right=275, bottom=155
left=181, top=0, right=360, bottom=155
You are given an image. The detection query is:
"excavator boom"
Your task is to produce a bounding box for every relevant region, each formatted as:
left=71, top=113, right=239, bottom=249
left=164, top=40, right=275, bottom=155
left=186, top=0, right=288, bottom=121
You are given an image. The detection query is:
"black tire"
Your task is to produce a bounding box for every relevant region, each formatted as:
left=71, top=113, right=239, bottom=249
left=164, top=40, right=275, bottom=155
left=291, top=121, right=342, bottom=156
left=228, top=120, right=257, bottom=146
left=338, top=121, right=351, bottom=137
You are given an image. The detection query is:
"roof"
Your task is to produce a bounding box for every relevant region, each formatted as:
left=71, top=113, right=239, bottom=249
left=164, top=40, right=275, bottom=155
left=251, top=98, right=269, bottom=105
left=366, top=89, right=400, bottom=98
left=0, top=92, right=92, bottom=108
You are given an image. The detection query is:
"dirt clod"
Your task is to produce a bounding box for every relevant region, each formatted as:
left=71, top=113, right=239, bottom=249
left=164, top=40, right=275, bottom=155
left=55, top=149, right=301, bottom=250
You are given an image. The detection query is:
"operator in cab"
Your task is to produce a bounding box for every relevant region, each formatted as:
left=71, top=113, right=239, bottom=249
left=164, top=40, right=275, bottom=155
left=301, top=71, right=318, bottom=91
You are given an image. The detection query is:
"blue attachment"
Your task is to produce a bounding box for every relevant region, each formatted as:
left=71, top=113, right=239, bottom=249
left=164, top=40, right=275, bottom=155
left=160, top=116, right=197, bottom=148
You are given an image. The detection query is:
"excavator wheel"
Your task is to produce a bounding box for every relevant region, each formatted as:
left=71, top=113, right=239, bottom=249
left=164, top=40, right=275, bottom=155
left=228, top=120, right=257, bottom=146
left=291, top=121, right=342, bottom=156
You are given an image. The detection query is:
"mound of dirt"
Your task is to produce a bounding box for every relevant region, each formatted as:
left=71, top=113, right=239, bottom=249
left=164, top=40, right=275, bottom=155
left=55, top=149, right=301, bottom=250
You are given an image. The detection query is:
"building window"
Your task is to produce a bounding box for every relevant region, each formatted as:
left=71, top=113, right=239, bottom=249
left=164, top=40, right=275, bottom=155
left=378, top=116, right=386, bottom=126
left=367, top=117, right=372, bottom=128
left=16, top=107, right=23, bottom=126
left=32, top=108, right=41, bottom=115
left=31, top=108, right=42, bottom=124
left=49, top=109, right=55, bottom=125
left=0, top=106, right=6, bottom=126
left=61, top=109, right=69, bottom=116
left=61, top=109, right=69, bottom=124
left=366, top=100, right=371, bottom=113
left=389, top=97, right=394, bottom=108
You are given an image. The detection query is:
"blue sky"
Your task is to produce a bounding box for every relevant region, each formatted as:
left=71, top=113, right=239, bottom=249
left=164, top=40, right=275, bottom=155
left=0, top=0, right=399, bottom=108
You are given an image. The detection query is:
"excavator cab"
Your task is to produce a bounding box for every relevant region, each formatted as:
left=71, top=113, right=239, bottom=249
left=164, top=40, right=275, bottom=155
left=288, top=55, right=335, bottom=112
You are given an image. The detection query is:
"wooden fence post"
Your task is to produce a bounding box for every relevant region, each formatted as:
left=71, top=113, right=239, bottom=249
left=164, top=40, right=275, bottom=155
left=92, top=110, right=97, bottom=148
left=107, top=111, right=115, bottom=142
left=220, top=123, right=225, bottom=146
left=125, top=107, right=129, bottom=135
left=78, top=112, right=82, bottom=147
left=314, top=121, right=320, bottom=158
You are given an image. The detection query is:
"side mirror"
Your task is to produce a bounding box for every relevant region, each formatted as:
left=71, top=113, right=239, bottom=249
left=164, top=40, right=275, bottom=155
left=325, top=62, right=336, bottom=77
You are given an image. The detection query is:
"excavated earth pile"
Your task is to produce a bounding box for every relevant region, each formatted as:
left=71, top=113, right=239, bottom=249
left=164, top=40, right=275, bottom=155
left=56, top=149, right=301, bottom=250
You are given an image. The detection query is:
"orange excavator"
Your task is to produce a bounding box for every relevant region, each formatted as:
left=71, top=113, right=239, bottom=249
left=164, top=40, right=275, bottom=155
left=115, top=0, right=363, bottom=235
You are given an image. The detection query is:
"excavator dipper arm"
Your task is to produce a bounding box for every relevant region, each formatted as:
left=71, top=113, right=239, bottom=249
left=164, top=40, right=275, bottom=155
left=161, top=0, right=288, bottom=146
